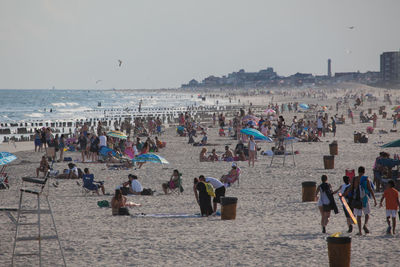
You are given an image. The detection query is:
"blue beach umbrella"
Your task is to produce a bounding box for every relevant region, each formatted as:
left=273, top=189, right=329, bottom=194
left=240, top=128, right=273, bottom=142
left=0, top=152, right=17, bottom=165
left=132, top=153, right=169, bottom=164
left=299, top=103, right=309, bottom=109
left=247, top=120, right=257, bottom=126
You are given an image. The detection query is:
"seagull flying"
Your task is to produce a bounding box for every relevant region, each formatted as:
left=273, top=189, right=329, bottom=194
left=348, top=26, right=354, bottom=29
left=118, top=60, right=122, bottom=67
left=95, top=80, right=102, bottom=84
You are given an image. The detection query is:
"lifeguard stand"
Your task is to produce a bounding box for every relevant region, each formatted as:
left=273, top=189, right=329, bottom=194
left=11, top=171, right=66, bottom=267
left=270, top=137, right=296, bottom=167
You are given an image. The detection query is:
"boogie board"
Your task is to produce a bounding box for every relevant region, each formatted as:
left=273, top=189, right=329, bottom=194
left=339, top=193, right=357, bottom=225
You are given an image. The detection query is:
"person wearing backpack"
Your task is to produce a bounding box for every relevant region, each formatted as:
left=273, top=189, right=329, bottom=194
left=344, top=166, right=377, bottom=235
left=193, top=176, right=213, bottom=216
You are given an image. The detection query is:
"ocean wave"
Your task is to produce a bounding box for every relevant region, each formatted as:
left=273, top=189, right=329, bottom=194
left=25, top=113, right=44, bottom=118
left=51, top=102, right=79, bottom=107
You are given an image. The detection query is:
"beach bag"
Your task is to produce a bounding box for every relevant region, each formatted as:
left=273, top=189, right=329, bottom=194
left=202, top=182, right=215, bottom=197
left=63, top=157, right=72, bottom=162
left=352, top=187, right=363, bottom=209
left=118, top=207, right=130, bottom=216
left=97, top=200, right=110, bottom=208
left=141, top=188, right=153, bottom=195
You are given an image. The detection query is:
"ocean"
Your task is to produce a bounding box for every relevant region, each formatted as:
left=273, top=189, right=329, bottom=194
left=0, top=89, right=207, bottom=122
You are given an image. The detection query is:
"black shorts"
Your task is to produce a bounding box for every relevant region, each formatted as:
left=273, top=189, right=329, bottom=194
left=213, top=186, right=226, bottom=203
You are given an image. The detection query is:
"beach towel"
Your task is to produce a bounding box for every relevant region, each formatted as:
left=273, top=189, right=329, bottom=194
left=130, top=211, right=221, bottom=218
left=124, top=147, right=135, bottom=159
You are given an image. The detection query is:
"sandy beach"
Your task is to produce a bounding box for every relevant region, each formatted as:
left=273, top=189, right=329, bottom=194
left=1, top=87, right=400, bottom=267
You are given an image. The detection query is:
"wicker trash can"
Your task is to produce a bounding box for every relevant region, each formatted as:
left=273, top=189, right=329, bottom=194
left=354, top=133, right=361, bottom=143
left=327, top=236, right=351, bottom=267
left=329, top=142, right=338, bottom=155
left=302, top=181, right=316, bottom=202
left=323, top=155, right=334, bottom=169
left=221, top=197, right=238, bottom=220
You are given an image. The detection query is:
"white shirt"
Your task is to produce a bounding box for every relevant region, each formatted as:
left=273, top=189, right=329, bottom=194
left=99, top=135, right=107, bottom=147
left=131, top=179, right=143, bottom=193
left=205, top=177, right=224, bottom=189
left=317, top=118, right=323, bottom=128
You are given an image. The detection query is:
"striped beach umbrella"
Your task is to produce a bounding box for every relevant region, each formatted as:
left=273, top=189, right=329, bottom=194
left=132, top=153, right=169, bottom=164
left=107, top=130, right=127, bottom=139
left=0, top=152, right=17, bottom=165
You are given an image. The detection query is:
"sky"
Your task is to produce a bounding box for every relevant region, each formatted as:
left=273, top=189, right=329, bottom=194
left=0, top=0, right=399, bottom=89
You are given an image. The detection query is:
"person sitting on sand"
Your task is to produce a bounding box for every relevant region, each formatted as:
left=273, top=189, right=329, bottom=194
left=234, top=140, right=245, bottom=156
left=56, top=163, right=79, bottom=179
left=111, top=189, right=141, bottom=216
left=222, top=146, right=234, bottom=161
left=82, top=168, right=106, bottom=195
left=220, top=163, right=241, bottom=185
left=162, top=169, right=183, bottom=194
left=122, top=174, right=153, bottom=195
left=200, top=147, right=208, bottom=162
left=208, top=149, right=219, bottom=162
left=36, top=155, right=50, bottom=177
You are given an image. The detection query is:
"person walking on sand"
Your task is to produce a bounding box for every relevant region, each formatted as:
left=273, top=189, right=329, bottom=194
left=333, top=176, right=354, bottom=233
left=344, top=166, right=377, bottom=235
left=248, top=135, right=257, bottom=167
left=316, top=175, right=338, bottom=233
left=379, top=180, right=400, bottom=235
left=372, top=113, right=377, bottom=128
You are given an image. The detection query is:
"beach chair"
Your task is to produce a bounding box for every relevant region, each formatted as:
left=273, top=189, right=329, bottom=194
left=0, top=165, right=10, bottom=189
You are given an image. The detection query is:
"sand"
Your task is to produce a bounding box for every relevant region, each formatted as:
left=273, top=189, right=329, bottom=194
left=1, top=87, right=400, bottom=266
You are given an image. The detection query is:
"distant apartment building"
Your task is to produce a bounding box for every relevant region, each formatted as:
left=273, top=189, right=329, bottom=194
left=380, top=51, right=400, bottom=85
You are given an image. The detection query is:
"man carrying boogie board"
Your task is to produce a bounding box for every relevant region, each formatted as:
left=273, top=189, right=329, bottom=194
left=344, top=166, right=377, bottom=235
left=193, top=175, right=214, bottom=216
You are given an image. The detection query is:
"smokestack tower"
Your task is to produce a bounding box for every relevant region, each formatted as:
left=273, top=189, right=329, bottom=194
left=327, top=59, right=332, bottom=78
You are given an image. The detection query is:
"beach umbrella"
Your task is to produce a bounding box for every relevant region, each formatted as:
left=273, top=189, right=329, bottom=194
left=264, top=108, right=276, bottom=114
left=240, top=128, right=273, bottom=142
left=0, top=152, right=17, bottom=165
left=299, top=103, right=309, bottom=109
left=242, top=115, right=259, bottom=122
left=132, top=153, right=169, bottom=164
left=381, top=139, right=400, bottom=148
left=107, top=130, right=127, bottom=139
left=247, top=120, right=257, bottom=126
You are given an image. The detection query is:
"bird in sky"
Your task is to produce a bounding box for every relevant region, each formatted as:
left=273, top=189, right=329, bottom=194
left=348, top=26, right=355, bottom=30
left=95, top=80, right=102, bottom=84
left=118, top=60, right=122, bottom=67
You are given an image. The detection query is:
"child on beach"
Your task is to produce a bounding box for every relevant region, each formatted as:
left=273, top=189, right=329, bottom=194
left=379, top=180, right=400, bottom=235
left=333, top=176, right=353, bottom=233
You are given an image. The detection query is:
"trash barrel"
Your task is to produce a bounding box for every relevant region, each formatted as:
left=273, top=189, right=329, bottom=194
left=221, top=197, right=238, bottom=220
left=383, top=112, right=387, bottom=119
left=327, top=236, right=351, bottom=267
left=323, top=155, right=334, bottom=169
left=302, top=181, right=316, bottom=202
left=329, top=142, right=338, bottom=155
left=368, top=108, right=372, bottom=114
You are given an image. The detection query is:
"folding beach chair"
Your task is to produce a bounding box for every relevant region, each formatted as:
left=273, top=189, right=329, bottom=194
left=0, top=165, right=10, bottom=189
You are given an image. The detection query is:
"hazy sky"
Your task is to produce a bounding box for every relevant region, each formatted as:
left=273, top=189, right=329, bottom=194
left=0, top=0, right=399, bottom=89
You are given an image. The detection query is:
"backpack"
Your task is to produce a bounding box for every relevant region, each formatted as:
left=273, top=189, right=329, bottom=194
left=202, top=182, right=215, bottom=197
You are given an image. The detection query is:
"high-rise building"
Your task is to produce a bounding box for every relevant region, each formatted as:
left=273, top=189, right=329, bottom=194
left=327, top=59, right=332, bottom=77
left=380, top=51, right=400, bottom=85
